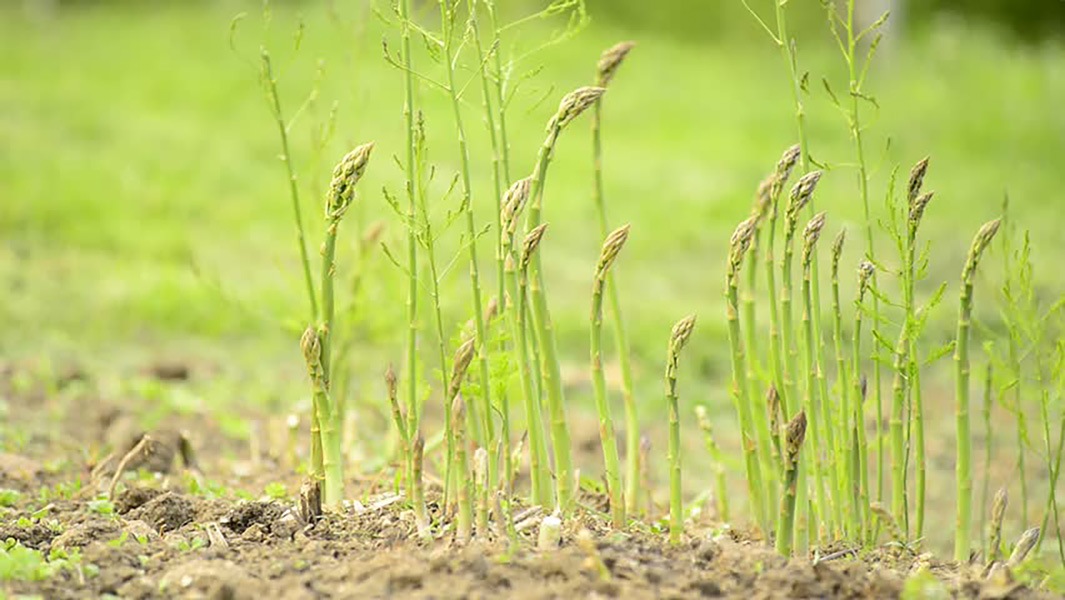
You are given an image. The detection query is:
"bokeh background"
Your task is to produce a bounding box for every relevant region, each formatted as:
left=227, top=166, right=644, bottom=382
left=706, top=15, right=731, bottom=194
left=2, top=0, right=1063, bottom=551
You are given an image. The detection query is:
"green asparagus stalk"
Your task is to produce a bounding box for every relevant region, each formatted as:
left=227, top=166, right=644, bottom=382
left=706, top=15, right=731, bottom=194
left=765, top=145, right=802, bottom=419
left=800, top=211, right=837, bottom=538
left=955, top=218, right=1002, bottom=561
left=592, top=40, right=641, bottom=518
left=854, top=261, right=876, bottom=540
left=776, top=411, right=808, bottom=556
left=501, top=181, right=551, bottom=505
left=667, top=314, right=697, bottom=546
left=590, top=224, right=631, bottom=527
left=727, top=216, right=769, bottom=532
left=525, top=87, right=605, bottom=513
left=439, top=0, right=496, bottom=484
left=830, top=228, right=852, bottom=535
left=300, top=326, right=345, bottom=506
left=519, top=223, right=556, bottom=505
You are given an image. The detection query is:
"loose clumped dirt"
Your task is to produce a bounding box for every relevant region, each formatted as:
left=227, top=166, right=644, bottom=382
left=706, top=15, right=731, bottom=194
left=0, top=362, right=1057, bottom=599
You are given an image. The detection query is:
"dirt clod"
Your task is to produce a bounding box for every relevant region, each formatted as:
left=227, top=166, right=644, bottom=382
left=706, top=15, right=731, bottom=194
left=115, top=486, right=162, bottom=514
left=51, top=520, right=122, bottom=550
left=220, top=501, right=286, bottom=535
left=127, top=491, right=194, bottom=534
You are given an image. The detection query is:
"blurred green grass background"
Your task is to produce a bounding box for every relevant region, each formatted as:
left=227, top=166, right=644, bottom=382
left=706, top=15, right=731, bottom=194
left=2, top=1, right=1061, bottom=377
left=1, top=0, right=1063, bottom=551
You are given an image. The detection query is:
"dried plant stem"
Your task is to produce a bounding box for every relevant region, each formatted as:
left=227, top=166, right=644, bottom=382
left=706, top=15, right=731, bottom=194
left=385, top=365, right=410, bottom=478
left=591, top=43, right=639, bottom=517
left=727, top=218, right=769, bottom=533
left=667, top=315, right=697, bottom=545
left=988, top=487, right=1008, bottom=564
left=955, top=219, right=1002, bottom=561
left=590, top=225, right=631, bottom=527
left=412, top=433, right=432, bottom=542
left=440, top=0, right=496, bottom=486
left=776, top=412, right=807, bottom=556
left=475, top=447, right=490, bottom=536
left=452, top=395, right=473, bottom=544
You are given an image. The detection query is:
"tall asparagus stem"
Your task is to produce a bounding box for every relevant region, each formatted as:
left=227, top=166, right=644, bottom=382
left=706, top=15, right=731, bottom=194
left=590, top=224, right=631, bottom=527
left=320, top=143, right=373, bottom=426
left=439, top=0, right=496, bottom=485
left=260, top=50, right=318, bottom=323
left=525, top=86, right=605, bottom=512
left=842, top=0, right=886, bottom=507
left=780, top=172, right=822, bottom=540
left=905, top=157, right=933, bottom=538
left=776, top=411, right=808, bottom=556
left=748, top=178, right=778, bottom=506
left=483, top=0, right=512, bottom=184
left=666, top=314, right=697, bottom=546
left=501, top=180, right=550, bottom=505
left=854, top=261, right=876, bottom=540
left=765, top=145, right=802, bottom=419
left=800, top=211, right=837, bottom=538
left=955, top=218, right=1002, bottom=561
left=830, top=228, right=853, bottom=535
left=518, top=222, right=553, bottom=504
left=467, top=0, right=512, bottom=491
left=591, top=40, right=641, bottom=518
left=726, top=217, right=769, bottom=533
left=397, top=0, right=420, bottom=481
left=979, top=361, right=994, bottom=555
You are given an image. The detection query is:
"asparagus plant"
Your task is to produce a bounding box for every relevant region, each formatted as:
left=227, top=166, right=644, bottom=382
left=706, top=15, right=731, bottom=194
left=525, top=86, right=605, bottom=512
left=590, top=224, right=632, bottom=527
left=726, top=216, right=768, bottom=532
left=666, top=314, right=697, bottom=546
left=800, top=211, right=838, bottom=537
left=955, top=218, right=1002, bottom=561
left=591, top=40, right=641, bottom=518
left=776, top=411, right=808, bottom=556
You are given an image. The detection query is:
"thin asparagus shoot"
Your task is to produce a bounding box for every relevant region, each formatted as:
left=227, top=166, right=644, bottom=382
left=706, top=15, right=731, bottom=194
left=695, top=405, right=730, bottom=522
left=590, top=224, right=631, bottom=527
left=727, top=217, right=769, bottom=533
left=955, top=218, right=1002, bottom=561
left=667, top=314, right=697, bottom=546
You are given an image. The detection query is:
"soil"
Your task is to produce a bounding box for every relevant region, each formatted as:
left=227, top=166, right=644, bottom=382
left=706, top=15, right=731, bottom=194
left=0, top=360, right=1058, bottom=599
